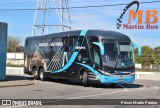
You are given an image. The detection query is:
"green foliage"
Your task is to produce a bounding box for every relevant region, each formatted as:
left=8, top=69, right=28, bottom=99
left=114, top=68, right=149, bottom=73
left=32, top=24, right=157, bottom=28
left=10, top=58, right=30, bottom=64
left=134, top=46, right=160, bottom=68
left=154, top=46, right=160, bottom=65
left=7, top=36, right=24, bottom=52
left=6, top=63, right=24, bottom=67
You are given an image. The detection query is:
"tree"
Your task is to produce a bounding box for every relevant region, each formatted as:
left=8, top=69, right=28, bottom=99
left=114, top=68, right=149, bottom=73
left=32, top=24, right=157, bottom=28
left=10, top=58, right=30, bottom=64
left=7, top=36, right=24, bottom=52
left=153, top=46, right=160, bottom=68
left=134, top=46, right=154, bottom=68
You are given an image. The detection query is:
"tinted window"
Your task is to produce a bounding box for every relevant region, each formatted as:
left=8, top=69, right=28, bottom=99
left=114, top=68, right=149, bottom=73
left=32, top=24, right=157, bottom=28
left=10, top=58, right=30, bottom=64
left=87, top=37, right=98, bottom=47
left=54, top=38, right=62, bottom=51
left=38, top=38, right=52, bottom=52
left=69, top=37, right=77, bottom=51
left=91, top=44, right=101, bottom=65
left=30, top=40, right=37, bottom=52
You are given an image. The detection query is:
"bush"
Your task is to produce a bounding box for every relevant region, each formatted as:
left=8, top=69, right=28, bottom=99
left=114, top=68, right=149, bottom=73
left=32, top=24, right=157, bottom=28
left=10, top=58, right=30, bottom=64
left=6, top=63, right=24, bottom=67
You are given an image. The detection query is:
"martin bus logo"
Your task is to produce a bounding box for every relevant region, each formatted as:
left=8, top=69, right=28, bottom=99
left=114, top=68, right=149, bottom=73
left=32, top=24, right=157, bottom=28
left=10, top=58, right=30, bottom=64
left=116, top=0, right=159, bottom=29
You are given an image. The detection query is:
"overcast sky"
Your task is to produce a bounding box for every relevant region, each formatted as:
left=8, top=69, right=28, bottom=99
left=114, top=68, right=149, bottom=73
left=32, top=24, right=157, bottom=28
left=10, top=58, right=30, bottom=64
left=0, top=0, right=160, bottom=47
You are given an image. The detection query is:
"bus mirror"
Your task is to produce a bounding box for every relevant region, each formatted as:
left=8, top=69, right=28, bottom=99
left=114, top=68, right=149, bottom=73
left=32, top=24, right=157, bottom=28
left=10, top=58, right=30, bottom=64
left=92, top=42, right=104, bottom=55
left=132, top=43, right=142, bottom=56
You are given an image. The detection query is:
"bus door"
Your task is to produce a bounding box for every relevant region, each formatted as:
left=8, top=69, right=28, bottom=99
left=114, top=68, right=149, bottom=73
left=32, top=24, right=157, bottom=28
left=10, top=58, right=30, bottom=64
left=72, top=36, right=89, bottom=78
left=90, top=43, right=102, bottom=71
left=62, top=36, right=69, bottom=66
left=75, top=36, right=88, bottom=63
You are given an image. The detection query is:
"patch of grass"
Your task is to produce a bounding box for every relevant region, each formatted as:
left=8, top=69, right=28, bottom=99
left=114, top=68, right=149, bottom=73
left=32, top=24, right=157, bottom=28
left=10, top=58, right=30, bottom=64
left=6, top=63, right=24, bottom=67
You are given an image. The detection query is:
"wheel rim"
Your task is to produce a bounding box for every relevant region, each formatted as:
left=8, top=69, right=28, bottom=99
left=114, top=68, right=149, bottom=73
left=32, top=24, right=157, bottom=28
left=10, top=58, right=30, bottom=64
left=83, top=72, right=87, bottom=83
left=40, top=70, right=43, bottom=79
left=34, top=70, right=38, bottom=76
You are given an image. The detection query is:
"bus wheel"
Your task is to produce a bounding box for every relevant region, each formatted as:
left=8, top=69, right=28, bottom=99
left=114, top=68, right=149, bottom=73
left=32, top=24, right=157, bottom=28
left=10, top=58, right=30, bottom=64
left=111, top=83, right=116, bottom=88
left=33, top=69, right=39, bottom=80
left=39, top=68, right=46, bottom=81
left=83, top=71, right=89, bottom=87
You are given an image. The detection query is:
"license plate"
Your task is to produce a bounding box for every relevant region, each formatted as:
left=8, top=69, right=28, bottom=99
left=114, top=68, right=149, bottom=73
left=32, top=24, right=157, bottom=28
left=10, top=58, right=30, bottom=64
left=119, top=79, right=124, bottom=82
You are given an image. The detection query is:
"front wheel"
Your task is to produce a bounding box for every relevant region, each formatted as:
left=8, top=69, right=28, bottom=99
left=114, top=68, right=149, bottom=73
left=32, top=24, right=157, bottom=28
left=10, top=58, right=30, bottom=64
left=39, top=68, right=46, bottom=81
left=82, top=71, right=89, bottom=87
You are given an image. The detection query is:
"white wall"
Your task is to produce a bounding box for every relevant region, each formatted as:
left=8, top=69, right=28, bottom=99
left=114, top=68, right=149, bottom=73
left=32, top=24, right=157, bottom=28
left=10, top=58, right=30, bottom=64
left=7, top=53, right=24, bottom=65
left=135, top=64, right=142, bottom=69
left=7, top=53, right=24, bottom=59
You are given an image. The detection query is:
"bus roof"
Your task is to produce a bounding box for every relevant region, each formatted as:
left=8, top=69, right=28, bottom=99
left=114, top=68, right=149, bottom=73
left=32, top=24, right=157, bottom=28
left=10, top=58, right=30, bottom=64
left=26, top=30, right=130, bottom=41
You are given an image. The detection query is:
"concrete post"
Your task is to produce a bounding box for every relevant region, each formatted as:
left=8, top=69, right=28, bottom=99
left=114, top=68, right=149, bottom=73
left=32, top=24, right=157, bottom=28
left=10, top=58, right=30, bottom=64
left=0, top=22, right=7, bottom=80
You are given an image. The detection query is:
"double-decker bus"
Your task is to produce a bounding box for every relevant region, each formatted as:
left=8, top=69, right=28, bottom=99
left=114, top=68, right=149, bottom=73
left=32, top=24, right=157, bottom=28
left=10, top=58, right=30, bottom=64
left=24, top=30, right=141, bottom=87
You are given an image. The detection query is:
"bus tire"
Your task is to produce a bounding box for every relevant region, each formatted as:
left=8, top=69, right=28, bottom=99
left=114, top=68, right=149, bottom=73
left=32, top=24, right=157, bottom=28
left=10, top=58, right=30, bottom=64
left=83, top=71, right=89, bottom=87
left=39, top=68, right=46, bottom=81
left=33, top=68, right=39, bottom=80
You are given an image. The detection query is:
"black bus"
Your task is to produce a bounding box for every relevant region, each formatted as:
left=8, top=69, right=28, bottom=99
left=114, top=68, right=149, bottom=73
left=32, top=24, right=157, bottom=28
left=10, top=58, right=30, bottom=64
left=24, top=30, right=141, bottom=87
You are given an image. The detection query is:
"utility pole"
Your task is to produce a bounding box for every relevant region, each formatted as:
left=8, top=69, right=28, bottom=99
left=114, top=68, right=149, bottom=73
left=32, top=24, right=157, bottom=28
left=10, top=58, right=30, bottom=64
left=60, top=0, right=64, bottom=32
left=42, top=0, right=47, bottom=36
left=32, top=0, right=71, bottom=36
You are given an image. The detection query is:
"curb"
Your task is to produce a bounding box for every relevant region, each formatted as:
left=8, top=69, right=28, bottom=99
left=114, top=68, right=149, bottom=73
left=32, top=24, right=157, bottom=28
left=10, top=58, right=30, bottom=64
left=0, top=79, right=35, bottom=88
left=0, top=80, right=35, bottom=88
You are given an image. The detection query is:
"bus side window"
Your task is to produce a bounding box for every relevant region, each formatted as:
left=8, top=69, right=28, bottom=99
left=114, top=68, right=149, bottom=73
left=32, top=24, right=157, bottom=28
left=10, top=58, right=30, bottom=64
left=91, top=45, right=101, bottom=65
left=25, top=40, right=30, bottom=52
left=87, top=37, right=98, bottom=47
left=55, top=38, right=62, bottom=51
left=78, top=37, right=84, bottom=46
left=30, top=40, right=36, bottom=52
left=52, top=38, right=55, bottom=51
left=63, top=37, right=68, bottom=51
left=69, top=37, right=73, bottom=51
left=69, top=37, right=77, bottom=51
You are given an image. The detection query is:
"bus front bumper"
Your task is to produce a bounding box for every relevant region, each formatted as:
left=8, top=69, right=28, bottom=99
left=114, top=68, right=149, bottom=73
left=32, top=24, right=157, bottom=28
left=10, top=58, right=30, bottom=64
left=97, top=75, right=135, bottom=84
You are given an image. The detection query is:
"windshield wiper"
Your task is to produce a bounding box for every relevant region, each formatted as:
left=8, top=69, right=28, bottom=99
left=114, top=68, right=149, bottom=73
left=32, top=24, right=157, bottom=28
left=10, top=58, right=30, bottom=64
left=112, top=53, right=119, bottom=71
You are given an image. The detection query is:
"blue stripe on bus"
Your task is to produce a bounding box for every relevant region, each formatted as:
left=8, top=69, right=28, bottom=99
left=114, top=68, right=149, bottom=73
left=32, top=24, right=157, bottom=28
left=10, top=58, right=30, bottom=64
left=51, top=29, right=88, bottom=73
left=54, top=51, right=79, bottom=73
left=132, top=43, right=142, bottom=56
left=75, top=62, right=135, bottom=84
left=75, top=62, right=101, bottom=76
left=80, top=30, right=88, bottom=36
left=92, top=42, right=105, bottom=55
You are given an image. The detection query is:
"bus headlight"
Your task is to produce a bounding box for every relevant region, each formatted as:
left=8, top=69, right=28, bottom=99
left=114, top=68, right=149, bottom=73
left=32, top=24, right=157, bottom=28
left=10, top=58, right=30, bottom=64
left=98, top=69, right=110, bottom=76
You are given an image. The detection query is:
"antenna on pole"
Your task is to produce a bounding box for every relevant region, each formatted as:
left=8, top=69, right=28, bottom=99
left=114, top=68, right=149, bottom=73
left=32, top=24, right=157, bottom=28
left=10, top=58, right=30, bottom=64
left=31, top=0, right=71, bottom=36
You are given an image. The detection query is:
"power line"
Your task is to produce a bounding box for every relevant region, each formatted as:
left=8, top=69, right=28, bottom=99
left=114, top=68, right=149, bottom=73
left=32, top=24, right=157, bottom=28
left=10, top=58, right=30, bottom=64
left=0, top=2, right=37, bottom=5
left=0, top=0, right=159, bottom=11
left=0, top=0, right=99, bottom=6
left=0, top=0, right=102, bottom=5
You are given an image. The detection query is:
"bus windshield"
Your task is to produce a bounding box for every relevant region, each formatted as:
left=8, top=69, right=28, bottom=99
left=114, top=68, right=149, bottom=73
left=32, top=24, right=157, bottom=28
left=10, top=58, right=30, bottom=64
left=102, top=40, right=134, bottom=69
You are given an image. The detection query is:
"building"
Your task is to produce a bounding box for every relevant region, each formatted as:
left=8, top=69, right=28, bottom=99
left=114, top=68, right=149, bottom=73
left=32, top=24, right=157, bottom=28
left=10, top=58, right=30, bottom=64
left=7, top=53, right=24, bottom=65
